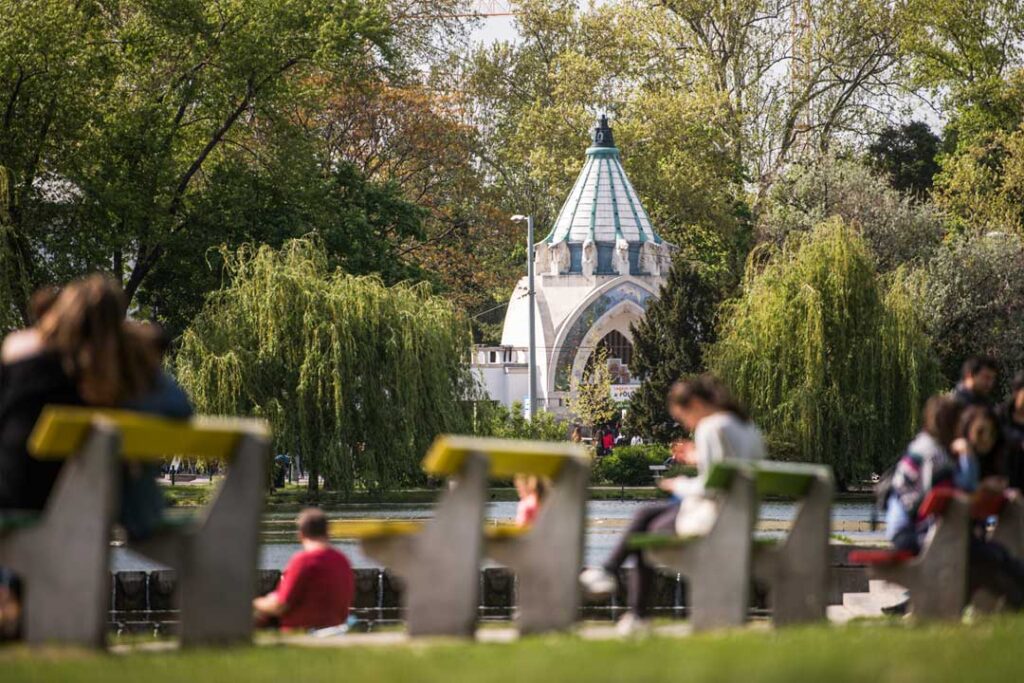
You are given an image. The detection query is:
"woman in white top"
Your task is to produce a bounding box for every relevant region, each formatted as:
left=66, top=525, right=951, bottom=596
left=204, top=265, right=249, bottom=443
left=580, top=375, right=765, bottom=634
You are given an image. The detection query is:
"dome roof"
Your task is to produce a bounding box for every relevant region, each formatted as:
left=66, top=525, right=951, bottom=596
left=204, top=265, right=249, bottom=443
left=544, top=115, right=663, bottom=246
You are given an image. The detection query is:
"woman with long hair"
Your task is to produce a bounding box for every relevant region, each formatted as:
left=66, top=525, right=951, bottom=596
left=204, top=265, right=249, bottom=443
left=0, top=275, right=190, bottom=637
left=579, top=374, right=765, bottom=634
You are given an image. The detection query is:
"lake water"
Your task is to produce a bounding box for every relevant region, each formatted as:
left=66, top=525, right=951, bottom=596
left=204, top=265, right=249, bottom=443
left=111, top=499, right=880, bottom=571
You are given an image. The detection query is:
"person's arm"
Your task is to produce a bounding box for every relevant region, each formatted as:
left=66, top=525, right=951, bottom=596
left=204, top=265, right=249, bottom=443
left=253, top=592, right=287, bottom=618
left=254, top=555, right=305, bottom=619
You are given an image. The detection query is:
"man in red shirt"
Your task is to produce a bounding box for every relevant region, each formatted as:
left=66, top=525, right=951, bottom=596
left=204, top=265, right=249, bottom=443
left=253, top=508, right=355, bottom=630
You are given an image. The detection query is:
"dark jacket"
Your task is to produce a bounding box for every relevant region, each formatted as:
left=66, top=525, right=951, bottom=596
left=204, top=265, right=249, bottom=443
left=0, top=353, right=83, bottom=510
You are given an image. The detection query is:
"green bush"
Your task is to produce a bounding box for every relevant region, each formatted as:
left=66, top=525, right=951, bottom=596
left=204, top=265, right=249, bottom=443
left=593, top=445, right=671, bottom=486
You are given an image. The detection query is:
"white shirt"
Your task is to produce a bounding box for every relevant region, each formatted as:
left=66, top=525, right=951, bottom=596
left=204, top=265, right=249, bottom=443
left=672, top=412, right=765, bottom=498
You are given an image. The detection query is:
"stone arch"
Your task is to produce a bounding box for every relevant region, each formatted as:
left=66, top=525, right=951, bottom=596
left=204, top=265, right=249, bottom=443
left=549, top=278, right=657, bottom=392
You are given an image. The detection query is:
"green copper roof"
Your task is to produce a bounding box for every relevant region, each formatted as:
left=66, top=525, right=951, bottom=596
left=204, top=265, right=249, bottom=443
left=545, top=116, right=663, bottom=245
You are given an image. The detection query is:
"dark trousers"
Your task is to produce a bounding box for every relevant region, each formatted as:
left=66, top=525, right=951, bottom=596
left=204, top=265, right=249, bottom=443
left=969, top=537, right=1024, bottom=609
left=603, top=500, right=680, bottom=618
left=891, top=526, right=1024, bottom=610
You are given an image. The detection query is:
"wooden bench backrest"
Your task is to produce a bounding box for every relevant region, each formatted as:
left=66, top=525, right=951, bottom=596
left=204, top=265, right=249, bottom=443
left=752, top=461, right=832, bottom=498
left=28, top=406, right=269, bottom=462
left=421, top=435, right=589, bottom=479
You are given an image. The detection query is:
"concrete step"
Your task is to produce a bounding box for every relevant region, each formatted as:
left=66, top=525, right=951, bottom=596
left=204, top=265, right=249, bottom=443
left=868, top=580, right=906, bottom=598
left=842, top=589, right=908, bottom=615
left=826, top=605, right=857, bottom=624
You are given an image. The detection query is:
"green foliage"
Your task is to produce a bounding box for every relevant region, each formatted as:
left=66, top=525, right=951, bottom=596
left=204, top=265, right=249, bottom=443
left=628, top=260, right=722, bottom=443
left=568, top=348, right=618, bottom=430
left=0, top=165, right=28, bottom=336
left=474, top=402, right=567, bottom=442
left=758, top=156, right=945, bottom=272
left=593, top=445, right=671, bottom=486
left=708, top=220, right=942, bottom=487
left=174, top=239, right=476, bottom=494
left=868, top=122, right=942, bottom=196
left=918, top=233, right=1024, bottom=385
left=0, top=0, right=394, bottom=313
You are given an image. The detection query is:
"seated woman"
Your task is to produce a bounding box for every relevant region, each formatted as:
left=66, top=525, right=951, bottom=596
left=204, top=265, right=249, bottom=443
left=0, top=275, right=191, bottom=636
left=579, top=375, right=765, bottom=634
left=886, top=396, right=1024, bottom=612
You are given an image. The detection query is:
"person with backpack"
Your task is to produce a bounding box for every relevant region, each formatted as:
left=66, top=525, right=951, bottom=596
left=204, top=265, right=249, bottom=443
left=882, top=395, right=1024, bottom=614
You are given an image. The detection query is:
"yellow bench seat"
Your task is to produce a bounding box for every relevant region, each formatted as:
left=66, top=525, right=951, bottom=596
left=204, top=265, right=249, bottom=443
left=328, top=519, right=529, bottom=541
left=28, top=406, right=269, bottom=462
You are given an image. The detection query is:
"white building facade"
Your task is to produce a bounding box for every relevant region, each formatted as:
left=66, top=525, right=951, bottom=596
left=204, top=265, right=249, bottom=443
left=473, top=116, right=674, bottom=415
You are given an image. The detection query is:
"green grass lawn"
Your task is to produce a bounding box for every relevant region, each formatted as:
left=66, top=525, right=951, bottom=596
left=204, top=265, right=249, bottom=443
left=2, top=616, right=1022, bottom=683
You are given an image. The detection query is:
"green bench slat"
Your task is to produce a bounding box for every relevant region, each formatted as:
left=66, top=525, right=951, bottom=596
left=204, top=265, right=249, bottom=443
left=0, top=511, right=41, bottom=533
left=703, top=461, right=746, bottom=491
left=753, top=461, right=831, bottom=498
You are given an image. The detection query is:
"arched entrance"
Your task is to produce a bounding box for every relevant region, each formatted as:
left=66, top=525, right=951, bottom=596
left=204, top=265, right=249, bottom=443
left=584, top=330, right=635, bottom=385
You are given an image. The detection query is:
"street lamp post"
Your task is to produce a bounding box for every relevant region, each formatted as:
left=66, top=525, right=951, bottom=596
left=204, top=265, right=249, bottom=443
left=511, top=214, right=537, bottom=420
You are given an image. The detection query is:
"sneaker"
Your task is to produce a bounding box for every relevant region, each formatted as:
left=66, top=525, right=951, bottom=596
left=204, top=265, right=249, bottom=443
left=615, top=612, right=652, bottom=637
left=881, top=598, right=909, bottom=616
left=579, top=567, right=618, bottom=596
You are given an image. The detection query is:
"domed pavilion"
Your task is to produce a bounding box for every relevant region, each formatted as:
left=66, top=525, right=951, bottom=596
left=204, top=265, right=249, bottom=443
left=473, top=115, right=674, bottom=414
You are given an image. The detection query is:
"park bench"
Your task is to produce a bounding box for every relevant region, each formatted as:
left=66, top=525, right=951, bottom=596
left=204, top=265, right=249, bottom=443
left=970, top=489, right=1023, bottom=612
left=329, top=436, right=590, bottom=637
left=649, top=464, right=668, bottom=482
left=25, top=406, right=270, bottom=647
left=849, top=487, right=970, bottom=619
left=749, top=462, right=833, bottom=626
left=628, top=460, right=758, bottom=631
left=0, top=421, right=120, bottom=647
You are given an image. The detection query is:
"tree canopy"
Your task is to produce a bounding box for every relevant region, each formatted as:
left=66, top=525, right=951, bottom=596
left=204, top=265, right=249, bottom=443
left=708, top=221, right=941, bottom=486
left=174, top=239, right=476, bottom=493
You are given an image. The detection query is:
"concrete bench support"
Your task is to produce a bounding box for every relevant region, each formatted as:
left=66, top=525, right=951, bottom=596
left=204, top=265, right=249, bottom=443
left=359, top=453, right=489, bottom=637
left=0, top=426, right=120, bottom=647
left=753, top=468, right=833, bottom=625
left=862, top=494, right=970, bottom=620
left=131, top=433, right=268, bottom=647
left=644, top=469, right=757, bottom=631
left=486, top=457, right=589, bottom=634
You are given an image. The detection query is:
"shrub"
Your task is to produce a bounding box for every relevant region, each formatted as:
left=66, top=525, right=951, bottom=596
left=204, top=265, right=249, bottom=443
left=593, top=444, right=671, bottom=486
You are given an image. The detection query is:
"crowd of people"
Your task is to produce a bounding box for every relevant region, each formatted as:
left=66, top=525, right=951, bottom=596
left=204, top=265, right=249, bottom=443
left=4, top=275, right=1024, bottom=640
left=573, top=422, right=644, bottom=457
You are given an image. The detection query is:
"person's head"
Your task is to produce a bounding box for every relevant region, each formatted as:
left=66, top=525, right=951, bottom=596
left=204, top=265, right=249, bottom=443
left=920, top=395, right=963, bottom=450
left=959, top=405, right=1001, bottom=457
left=962, top=356, right=999, bottom=397
left=125, top=320, right=172, bottom=360
left=1010, top=371, right=1024, bottom=412
left=514, top=474, right=546, bottom=500
left=28, top=286, right=59, bottom=325
left=296, top=507, right=329, bottom=542
left=37, top=274, right=158, bottom=405
left=667, top=374, right=748, bottom=432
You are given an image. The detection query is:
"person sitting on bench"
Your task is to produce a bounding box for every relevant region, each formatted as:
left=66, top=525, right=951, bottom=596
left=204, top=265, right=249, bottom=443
left=885, top=395, right=1024, bottom=613
left=579, top=375, right=765, bottom=634
left=253, top=508, right=355, bottom=631
left=0, top=276, right=192, bottom=638
left=514, top=474, right=546, bottom=528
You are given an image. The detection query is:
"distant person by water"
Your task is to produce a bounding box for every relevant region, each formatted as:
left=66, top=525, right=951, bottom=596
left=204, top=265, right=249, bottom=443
left=253, top=508, right=355, bottom=631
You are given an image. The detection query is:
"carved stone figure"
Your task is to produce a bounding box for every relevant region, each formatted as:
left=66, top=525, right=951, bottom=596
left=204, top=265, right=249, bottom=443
left=581, top=239, right=597, bottom=277
left=551, top=240, right=570, bottom=275
left=613, top=238, right=630, bottom=275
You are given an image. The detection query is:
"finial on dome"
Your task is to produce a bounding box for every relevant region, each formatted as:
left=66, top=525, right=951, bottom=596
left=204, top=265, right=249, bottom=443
left=592, top=114, right=615, bottom=148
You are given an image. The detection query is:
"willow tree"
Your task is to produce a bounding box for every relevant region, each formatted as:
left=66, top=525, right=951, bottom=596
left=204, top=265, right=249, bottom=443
left=708, top=220, right=941, bottom=487
left=175, top=239, right=476, bottom=494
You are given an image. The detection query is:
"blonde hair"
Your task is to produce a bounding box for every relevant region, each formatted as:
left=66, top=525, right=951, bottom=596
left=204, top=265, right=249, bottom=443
left=37, top=274, right=158, bottom=405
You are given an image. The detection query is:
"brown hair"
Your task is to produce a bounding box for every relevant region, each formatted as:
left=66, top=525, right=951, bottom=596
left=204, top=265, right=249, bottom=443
left=667, top=374, right=749, bottom=422
left=28, top=285, right=60, bottom=325
left=37, top=274, right=158, bottom=405
left=921, top=395, right=962, bottom=449
left=297, top=507, right=329, bottom=540
left=957, top=404, right=1002, bottom=456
